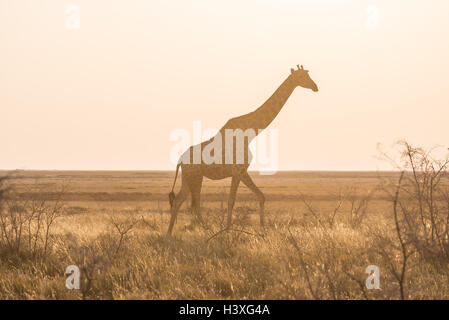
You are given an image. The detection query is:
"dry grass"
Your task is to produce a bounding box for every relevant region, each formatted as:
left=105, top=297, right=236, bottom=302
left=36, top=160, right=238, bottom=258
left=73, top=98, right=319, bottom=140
left=0, top=168, right=448, bottom=300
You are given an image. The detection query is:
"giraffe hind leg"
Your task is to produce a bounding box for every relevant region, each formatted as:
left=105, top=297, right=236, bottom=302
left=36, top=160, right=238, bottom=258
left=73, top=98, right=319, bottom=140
left=226, top=175, right=240, bottom=229
left=167, top=180, right=190, bottom=235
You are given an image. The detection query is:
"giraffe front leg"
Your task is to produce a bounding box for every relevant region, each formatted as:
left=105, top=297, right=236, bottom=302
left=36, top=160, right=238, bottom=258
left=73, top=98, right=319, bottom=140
left=227, top=175, right=240, bottom=229
left=240, top=171, right=265, bottom=228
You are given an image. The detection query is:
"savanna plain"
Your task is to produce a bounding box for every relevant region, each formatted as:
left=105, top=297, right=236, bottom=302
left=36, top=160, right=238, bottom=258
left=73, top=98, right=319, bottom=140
left=1, top=147, right=448, bottom=299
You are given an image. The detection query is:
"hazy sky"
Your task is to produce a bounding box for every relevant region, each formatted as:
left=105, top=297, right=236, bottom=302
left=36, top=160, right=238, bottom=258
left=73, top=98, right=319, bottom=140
left=1, top=0, right=448, bottom=171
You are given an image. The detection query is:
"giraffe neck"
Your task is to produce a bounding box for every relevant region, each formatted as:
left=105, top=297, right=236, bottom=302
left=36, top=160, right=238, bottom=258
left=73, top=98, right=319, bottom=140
left=253, top=75, right=297, bottom=129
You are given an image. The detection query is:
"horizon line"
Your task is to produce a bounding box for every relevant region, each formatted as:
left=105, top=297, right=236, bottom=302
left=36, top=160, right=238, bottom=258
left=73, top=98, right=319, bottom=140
left=0, top=168, right=400, bottom=173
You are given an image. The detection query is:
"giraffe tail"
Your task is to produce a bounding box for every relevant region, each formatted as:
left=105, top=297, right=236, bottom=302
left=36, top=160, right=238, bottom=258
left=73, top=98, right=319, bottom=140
left=168, top=162, right=181, bottom=208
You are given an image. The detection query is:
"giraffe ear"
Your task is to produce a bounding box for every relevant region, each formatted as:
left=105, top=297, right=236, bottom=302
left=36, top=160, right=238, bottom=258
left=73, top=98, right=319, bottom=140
left=290, top=68, right=295, bottom=74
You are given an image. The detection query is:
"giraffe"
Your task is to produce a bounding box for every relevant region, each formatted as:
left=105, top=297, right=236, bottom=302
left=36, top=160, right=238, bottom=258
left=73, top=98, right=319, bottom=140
left=167, top=65, right=318, bottom=235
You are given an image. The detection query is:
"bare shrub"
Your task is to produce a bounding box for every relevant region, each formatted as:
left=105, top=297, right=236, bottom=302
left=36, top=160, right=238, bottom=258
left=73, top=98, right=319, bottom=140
left=108, top=213, right=139, bottom=255
left=298, top=192, right=342, bottom=229
left=376, top=141, right=449, bottom=298
left=298, top=187, right=372, bottom=229
left=0, top=175, right=66, bottom=258
left=345, top=187, right=373, bottom=229
left=287, top=223, right=368, bottom=300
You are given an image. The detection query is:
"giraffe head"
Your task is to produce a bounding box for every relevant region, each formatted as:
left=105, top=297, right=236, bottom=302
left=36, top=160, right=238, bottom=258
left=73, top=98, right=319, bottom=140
left=290, top=65, right=318, bottom=92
